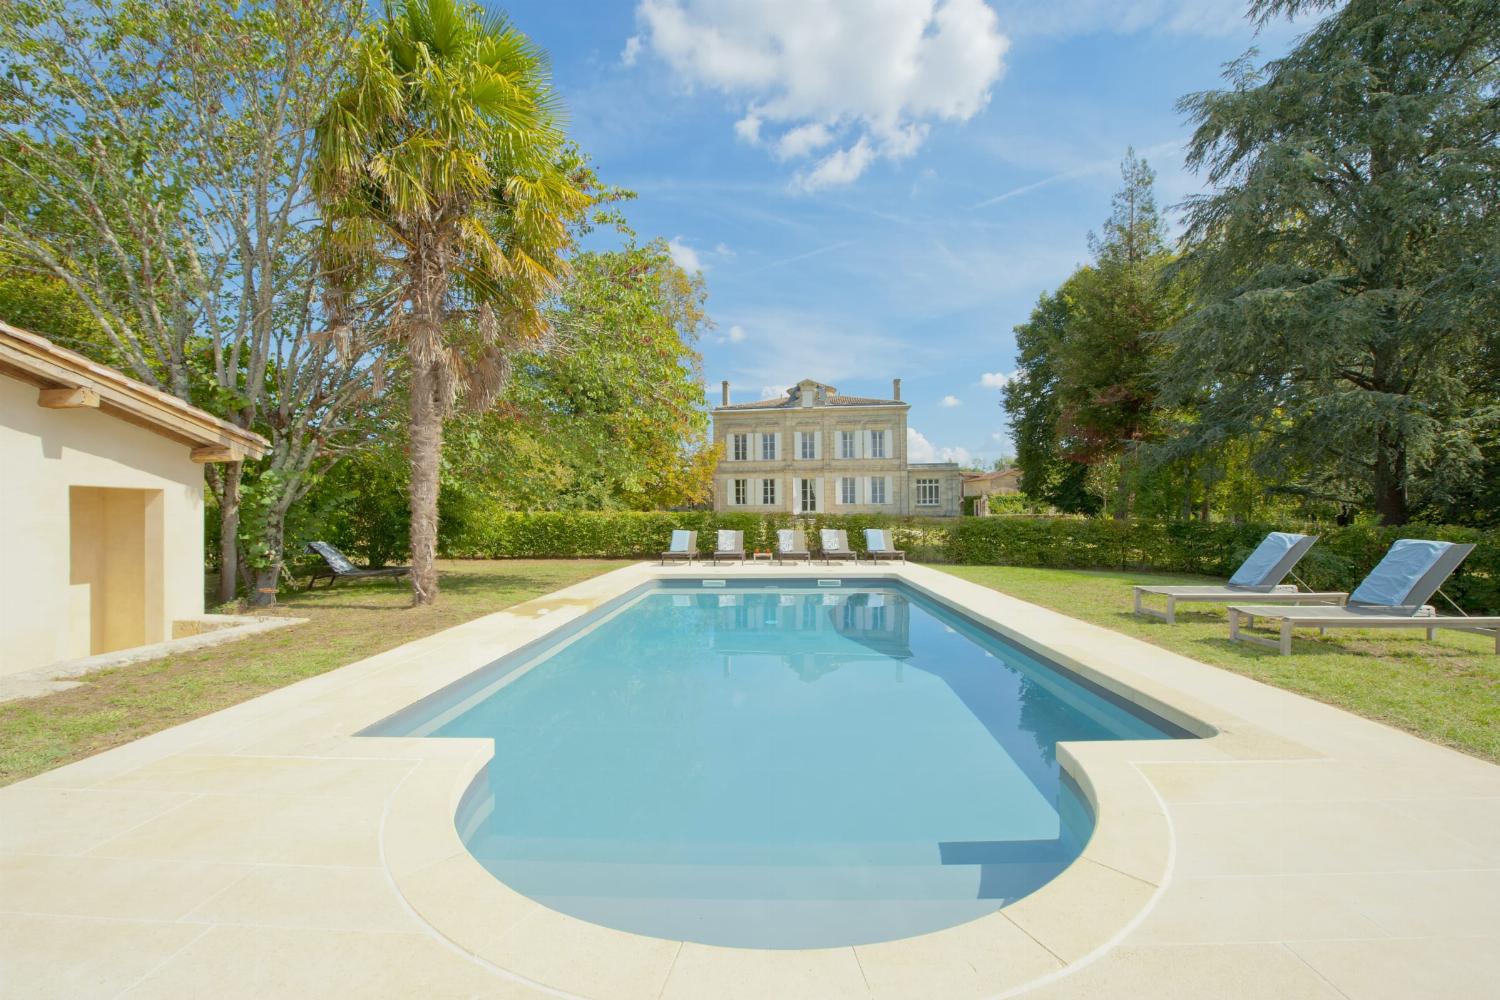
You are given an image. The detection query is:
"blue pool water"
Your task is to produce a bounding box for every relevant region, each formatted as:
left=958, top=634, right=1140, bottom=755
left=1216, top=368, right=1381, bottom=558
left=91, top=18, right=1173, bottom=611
left=368, top=580, right=1190, bottom=948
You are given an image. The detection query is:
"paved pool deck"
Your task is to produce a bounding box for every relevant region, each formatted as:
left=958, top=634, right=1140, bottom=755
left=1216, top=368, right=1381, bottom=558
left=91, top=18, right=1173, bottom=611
left=2, top=561, right=1497, bottom=1000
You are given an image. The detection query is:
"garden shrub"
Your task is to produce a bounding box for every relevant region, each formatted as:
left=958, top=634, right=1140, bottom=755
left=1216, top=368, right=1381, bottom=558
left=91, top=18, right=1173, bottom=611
left=435, top=510, right=1497, bottom=614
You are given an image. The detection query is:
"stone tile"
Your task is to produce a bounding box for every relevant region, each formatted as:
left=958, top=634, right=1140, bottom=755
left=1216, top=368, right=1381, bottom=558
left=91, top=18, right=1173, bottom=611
left=1002, top=859, right=1157, bottom=963
left=1142, top=761, right=1500, bottom=805
left=120, top=925, right=514, bottom=999
left=485, top=906, right=681, bottom=1000
left=90, top=791, right=384, bottom=866
left=395, top=852, right=538, bottom=949
left=660, top=942, right=869, bottom=1000
left=1324, top=869, right=1500, bottom=938
left=98, top=752, right=415, bottom=798
left=1379, top=796, right=1500, bottom=853
left=0, top=787, right=195, bottom=856
left=1023, top=942, right=1348, bottom=1000
left=1130, top=875, right=1390, bottom=945
left=183, top=864, right=423, bottom=932
left=1170, top=800, right=1500, bottom=877
left=1289, top=937, right=1500, bottom=1000
left=0, top=912, right=207, bottom=1000
left=854, top=910, right=1062, bottom=999
left=382, top=764, right=480, bottom=878
left=0, top=854, right=250, bottom=921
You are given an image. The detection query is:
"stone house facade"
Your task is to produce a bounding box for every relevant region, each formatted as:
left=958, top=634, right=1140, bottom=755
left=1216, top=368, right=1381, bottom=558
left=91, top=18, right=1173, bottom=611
left=710, top=378, right=963, bottom=517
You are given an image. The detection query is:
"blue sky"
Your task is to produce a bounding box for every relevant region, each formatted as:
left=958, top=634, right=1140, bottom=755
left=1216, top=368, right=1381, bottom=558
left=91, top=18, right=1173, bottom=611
left=503, top=1, right=1309, bottom=467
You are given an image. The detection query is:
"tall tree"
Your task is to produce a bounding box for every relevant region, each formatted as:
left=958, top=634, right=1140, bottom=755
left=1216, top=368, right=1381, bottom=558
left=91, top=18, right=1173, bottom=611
left=1163, top=0, right=1500, bottom=524
left=314, top=0, right=587, bottom=605
left=0, top=0, right=381, bottom=603
left=1003, top=281, right=1099, bottom=514
left=1004, top=150, right=1183, bottom=518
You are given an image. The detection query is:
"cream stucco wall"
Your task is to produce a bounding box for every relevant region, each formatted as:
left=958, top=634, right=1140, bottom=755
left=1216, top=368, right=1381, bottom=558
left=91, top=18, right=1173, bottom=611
left=711, top=385, right=962, bottom=517
left=0, top=374, right=205, bottom=676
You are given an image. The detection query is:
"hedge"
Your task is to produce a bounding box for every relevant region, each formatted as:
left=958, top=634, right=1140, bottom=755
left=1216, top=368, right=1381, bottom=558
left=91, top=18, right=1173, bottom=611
left=438, top=511, right=1498, bottom=614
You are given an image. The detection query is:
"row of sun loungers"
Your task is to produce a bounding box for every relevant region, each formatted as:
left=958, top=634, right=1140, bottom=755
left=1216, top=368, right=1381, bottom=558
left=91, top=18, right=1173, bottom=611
left=1133, top=532, right=1498, bottom=656
left=660, top=528, right=905, bottom=566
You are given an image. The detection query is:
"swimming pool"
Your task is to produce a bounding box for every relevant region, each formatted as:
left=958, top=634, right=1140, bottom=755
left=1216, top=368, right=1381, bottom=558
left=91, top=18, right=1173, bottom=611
left=367, top=579, right=1191, bottom=949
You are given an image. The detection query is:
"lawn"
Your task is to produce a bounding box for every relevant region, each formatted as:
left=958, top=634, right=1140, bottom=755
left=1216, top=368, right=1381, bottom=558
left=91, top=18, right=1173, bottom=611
left=0, top=559, right=628, bottom=785
left=940, top=565, right=1500, bottom=764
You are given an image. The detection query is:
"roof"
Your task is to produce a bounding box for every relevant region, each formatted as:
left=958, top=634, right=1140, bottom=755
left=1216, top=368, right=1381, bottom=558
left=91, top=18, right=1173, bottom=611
left=716, top=379, right=906, bottom=411
left=0, top=321, right=269, bottom=461
left=962, top=468, right=1021, bottom=483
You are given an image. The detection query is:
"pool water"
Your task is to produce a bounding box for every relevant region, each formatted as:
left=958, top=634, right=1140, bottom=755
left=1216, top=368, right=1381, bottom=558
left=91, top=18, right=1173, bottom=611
left=368, top=581, right=1189, bottom=948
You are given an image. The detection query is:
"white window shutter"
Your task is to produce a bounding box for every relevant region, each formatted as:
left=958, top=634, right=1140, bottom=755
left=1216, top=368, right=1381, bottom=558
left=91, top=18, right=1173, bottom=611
left=862, top=430, right=871, bottom=458
left=885, top=475, right=893, bottom=505
left=813, top=431, right=822, bottom=460
left=774, top=432, right=782, bottom=460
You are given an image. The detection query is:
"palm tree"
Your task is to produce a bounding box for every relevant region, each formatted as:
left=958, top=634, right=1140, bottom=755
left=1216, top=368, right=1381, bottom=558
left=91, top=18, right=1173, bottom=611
left=313, top=0, right=586, bottom=603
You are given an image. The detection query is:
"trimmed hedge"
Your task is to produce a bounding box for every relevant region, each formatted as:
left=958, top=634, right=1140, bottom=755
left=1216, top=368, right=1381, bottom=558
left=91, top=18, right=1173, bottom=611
left=439, top=511, right=1498, bottom=613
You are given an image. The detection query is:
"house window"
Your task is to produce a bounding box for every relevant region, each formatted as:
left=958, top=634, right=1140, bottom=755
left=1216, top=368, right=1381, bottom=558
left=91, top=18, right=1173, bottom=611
left=733, top=479, right=747, bottom=506
left=869, top=429, right=887, bottom=459
left=799, top=431, right=816, bottom=460
left=799, top=478, right=817, bottom=513
left=761, top=478, right=777, bottom=505
left=869, top=477, right=887, bottom=504
left=731, top=433, right=748, bottom=461
left=916, top=478, right=940, bottom=506
left=839, top=430, right=857, bottom=459
left=761, top=433, right=777, bottom=461
left=839, top=476, right=856, bottom=505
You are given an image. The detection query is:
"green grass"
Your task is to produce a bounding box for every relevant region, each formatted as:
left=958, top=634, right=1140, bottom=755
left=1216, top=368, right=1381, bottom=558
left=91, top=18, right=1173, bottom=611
left=938, top=565, right=1500, bottom=764
left=0, top=559, right=628, bottom=785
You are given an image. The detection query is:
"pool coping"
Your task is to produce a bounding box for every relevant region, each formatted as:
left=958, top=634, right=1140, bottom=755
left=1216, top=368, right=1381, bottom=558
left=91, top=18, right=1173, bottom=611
left=367, top=562, right=1295, bottom=1000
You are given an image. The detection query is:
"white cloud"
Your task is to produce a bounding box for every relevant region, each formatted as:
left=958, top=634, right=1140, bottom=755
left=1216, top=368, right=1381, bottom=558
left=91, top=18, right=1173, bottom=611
left=760, top=384, right=786, bottom=399
left=907, top=427, right=973, bottom=465
left=941, top=394, right=961, bottom=408
left=726, top=324, right=746, bottom=343
left=794, top=137, right=877, bottom=192
left=734, top=112, right=763, bottom=144
left=979, top=370, right=1016, bottom=389
left=621, top=35, right=643, bottom=66
left=667, top=236, right=704, bottom=273
left=776, top=122, right=836, bottom=161
left=633, top=0, right=1009, bottom=189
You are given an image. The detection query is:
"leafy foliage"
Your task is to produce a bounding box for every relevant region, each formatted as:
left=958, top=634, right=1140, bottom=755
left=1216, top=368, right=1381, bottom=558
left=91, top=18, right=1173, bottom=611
left=1162, top=0, right=1500, bottom=524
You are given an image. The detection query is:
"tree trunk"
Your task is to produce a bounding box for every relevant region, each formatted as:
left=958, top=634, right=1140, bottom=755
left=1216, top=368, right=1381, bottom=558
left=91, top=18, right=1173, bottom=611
left=249, top=520, right=285, bottom=609
left=408, top=360, right=443, bottom=605
left=216, top=460, right=243, bottom=606
left=1372, top=438, right=1409, bottom=526
left=1113, top=469, right=1129, bottom=522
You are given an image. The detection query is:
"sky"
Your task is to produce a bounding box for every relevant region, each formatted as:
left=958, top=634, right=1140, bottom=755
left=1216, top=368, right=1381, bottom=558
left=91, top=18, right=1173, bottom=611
left=501, top=0, right=1313, bottom=468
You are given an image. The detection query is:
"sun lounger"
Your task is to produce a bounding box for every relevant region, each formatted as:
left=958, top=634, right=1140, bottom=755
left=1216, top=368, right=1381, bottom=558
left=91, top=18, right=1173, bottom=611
left=1133, top=532, right=1344, bottom=623
left=1227, top=539, right=1500, bottom=655
left=776, top=528, right=811, bottom=565
left=820, top=528, right=858, bottom=564
left=304, top=541, right=409, bottom=589
left=864, top=528, right=905, bottom=564
left=660, top=529, right=698, bottom=565
left=712, top=529, right=745, bottom=566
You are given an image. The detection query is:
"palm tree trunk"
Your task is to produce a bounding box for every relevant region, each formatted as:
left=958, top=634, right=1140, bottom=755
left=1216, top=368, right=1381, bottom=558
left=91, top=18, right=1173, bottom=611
left=408, top=359, right=443, bottom=605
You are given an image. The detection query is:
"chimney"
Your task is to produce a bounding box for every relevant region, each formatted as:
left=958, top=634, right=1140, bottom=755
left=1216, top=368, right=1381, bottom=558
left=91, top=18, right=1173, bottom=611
left=892, top=378, right=902, bottom=401
left=721, top=380, right=730, bottom=406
